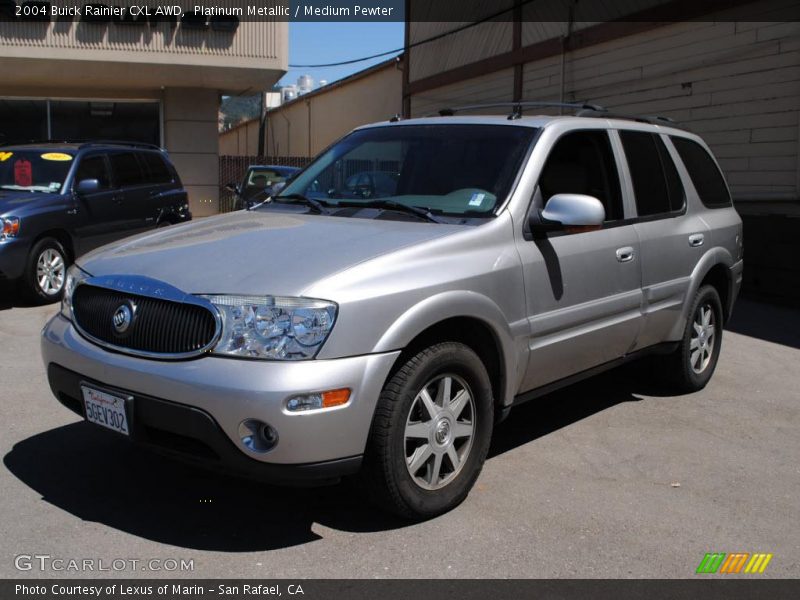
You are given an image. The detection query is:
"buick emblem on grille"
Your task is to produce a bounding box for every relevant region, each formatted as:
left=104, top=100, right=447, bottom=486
left=112, top=302, right=135, bottom=334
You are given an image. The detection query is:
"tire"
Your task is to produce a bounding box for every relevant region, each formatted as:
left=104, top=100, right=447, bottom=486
left=662, top=284, right=723, bottom=393
left=361, top=342, right=494, bottom=520
left=24, top=237, right=69, bottom=303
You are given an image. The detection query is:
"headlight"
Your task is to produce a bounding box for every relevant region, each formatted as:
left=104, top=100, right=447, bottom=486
left=60, top=264, right=90, bottom=320
left=0, top=217, right=20, bottom=240
left=202, top=295, right=337, bottom=360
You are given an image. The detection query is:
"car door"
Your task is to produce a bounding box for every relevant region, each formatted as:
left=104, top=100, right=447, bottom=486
left=70, top=153, right=127, bottom=254
left=615, top=130, right=710, bottom=350
left=108, top=151, right=151, bottom=235
left=516, top=129, right=643, bottom=392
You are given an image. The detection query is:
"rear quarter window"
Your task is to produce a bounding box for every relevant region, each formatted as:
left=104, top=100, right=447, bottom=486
left=109, top=152, right=144, bottom=188
left=138, top=152, right=173, bottom=185
left=670, top=137, right=732, bottom=208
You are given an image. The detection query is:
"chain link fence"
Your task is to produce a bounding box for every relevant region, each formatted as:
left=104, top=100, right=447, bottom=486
left=219, top=155, right=312, bottom=213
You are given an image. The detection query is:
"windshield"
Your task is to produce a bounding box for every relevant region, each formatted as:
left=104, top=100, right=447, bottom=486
left=0, top=150, right=74, bottom=193
left=279, top=124, right=537, bottom=216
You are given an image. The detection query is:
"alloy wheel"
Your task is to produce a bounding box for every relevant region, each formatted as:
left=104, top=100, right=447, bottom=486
left=36, top=248, right=65, bottom=296
left=404, top=374, right=476, bottom=490
left=690, top=303, right=716, bottom=374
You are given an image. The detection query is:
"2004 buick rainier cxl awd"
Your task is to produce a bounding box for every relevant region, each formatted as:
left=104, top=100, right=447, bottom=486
left=42, top=105, right=743, bottom=519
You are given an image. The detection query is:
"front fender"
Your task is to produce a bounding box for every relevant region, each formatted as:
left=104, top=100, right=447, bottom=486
left=372, top=290, right=521, bottom=407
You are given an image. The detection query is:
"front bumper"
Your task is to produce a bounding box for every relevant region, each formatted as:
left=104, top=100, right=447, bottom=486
left=0, top=237, right=30, bottom=281
left=41, top=314, right=400, bottom=481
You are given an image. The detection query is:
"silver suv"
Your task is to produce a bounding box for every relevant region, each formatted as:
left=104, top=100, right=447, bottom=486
left=41, top=105, right=743, bottom=520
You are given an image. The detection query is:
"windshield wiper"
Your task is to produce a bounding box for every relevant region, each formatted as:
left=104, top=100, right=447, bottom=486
left=339, top=200, right=444, bottom=224
left=265, top=193, right=330, bottom=214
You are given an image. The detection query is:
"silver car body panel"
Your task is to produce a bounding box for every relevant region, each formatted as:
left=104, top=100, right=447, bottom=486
left=43, top=114, right=742, bottom=467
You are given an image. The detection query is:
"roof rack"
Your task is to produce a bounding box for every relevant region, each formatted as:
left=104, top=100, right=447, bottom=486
left=79, top=140, right=164, bottom=151
left=576, top=108, right=682, bottom=128
left=432, top=101, right=606, bottom=120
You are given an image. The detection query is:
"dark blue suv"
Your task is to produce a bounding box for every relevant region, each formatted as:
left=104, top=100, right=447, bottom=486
left=0, top=141, right=191, bottom=302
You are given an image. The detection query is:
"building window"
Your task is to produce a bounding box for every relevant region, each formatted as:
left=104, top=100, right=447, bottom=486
left=50, top=101, right=160, bottom=145
left=0, top=99, right=160, bottom=146
left=0, top=99, right=47, bottom=144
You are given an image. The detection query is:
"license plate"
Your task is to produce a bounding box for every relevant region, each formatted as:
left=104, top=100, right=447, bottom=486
left=81, top=385, right=131, bottom=436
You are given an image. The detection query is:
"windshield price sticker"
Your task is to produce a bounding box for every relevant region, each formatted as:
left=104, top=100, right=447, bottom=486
left=41, top=153, right=74, bottom=161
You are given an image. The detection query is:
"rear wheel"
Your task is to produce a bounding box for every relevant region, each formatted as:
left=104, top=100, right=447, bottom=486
left=662, top=285, right=723, bottom=392
left=24, top=237, right=68, bottom=303
left=361, top=342, right=493, bottom=520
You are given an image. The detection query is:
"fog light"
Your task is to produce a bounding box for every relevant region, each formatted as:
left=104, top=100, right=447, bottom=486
left=238, top=419, right=278, bottom=453
left=286, top=388, right=350, bottom=412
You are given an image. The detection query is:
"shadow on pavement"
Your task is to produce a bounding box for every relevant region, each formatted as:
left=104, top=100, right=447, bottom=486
left=0, top=281, right=39, bottom=311
left=726, top=297, right=800, bottom=350
left=4, top=362, right=668, bottom=552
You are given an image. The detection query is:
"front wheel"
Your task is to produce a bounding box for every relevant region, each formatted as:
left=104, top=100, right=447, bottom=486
left=361, top=342, right=494, bottom=520
left=24, top=238, right=68, bottom=303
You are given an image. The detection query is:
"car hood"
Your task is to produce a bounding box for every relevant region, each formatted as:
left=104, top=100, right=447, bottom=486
left=78, top=210, right=464, bottom=296
left=0, top=190, right=62, bottom=215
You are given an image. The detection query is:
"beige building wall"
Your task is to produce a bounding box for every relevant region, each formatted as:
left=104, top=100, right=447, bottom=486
left=219, top=120, right=262, bottom=156
left=265, top=59, right=403, bottom=158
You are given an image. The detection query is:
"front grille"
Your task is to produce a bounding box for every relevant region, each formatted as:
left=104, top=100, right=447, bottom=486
left=72, top=284, right=217, bottom=358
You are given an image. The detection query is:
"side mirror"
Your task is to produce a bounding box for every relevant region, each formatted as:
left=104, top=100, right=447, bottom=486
left=530, top=194, right=605, bottom=233
left=225, top=182, right=239, bottom=194
left=75, top=179, right=100, bottom=195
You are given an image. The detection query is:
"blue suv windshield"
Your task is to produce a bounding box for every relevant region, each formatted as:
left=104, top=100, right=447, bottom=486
left=279, top=124, right=537, bottom=217
left=0, top=150, right=74, bottom=193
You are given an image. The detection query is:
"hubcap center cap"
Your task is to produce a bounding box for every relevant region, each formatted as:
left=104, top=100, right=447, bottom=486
left=434, top=419, right=451, bottom=446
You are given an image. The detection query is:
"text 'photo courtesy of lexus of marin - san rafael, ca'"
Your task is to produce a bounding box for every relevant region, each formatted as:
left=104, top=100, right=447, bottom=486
left=41, top=104, right=743, bottom=520
left=0, top=141, right=191, bottom=302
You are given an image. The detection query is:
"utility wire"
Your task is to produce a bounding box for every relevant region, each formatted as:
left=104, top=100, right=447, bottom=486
left=287, top=0, right=536, bottom=68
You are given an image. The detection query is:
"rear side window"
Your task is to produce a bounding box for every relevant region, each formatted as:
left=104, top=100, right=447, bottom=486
left=109, top=152, right=144, bottom=187
left=138, top=152, right=173, bottom=184
left=74, top=155, right=111, bottom=190
left=671, top=137, right=732, bottom=208
left=620, top=131, right=684, bottom=217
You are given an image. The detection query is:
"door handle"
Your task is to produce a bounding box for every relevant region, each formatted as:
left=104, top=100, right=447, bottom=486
left=689, top=233, right=705, bottom=247
left=616, top=246, right=635, bottom=262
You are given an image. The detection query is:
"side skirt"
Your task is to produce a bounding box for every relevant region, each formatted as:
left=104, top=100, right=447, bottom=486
left=510, top=341, right=679, bottom=408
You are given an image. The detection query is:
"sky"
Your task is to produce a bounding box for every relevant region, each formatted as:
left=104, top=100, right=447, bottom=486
left=278, top=21, right=405, bottom=89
